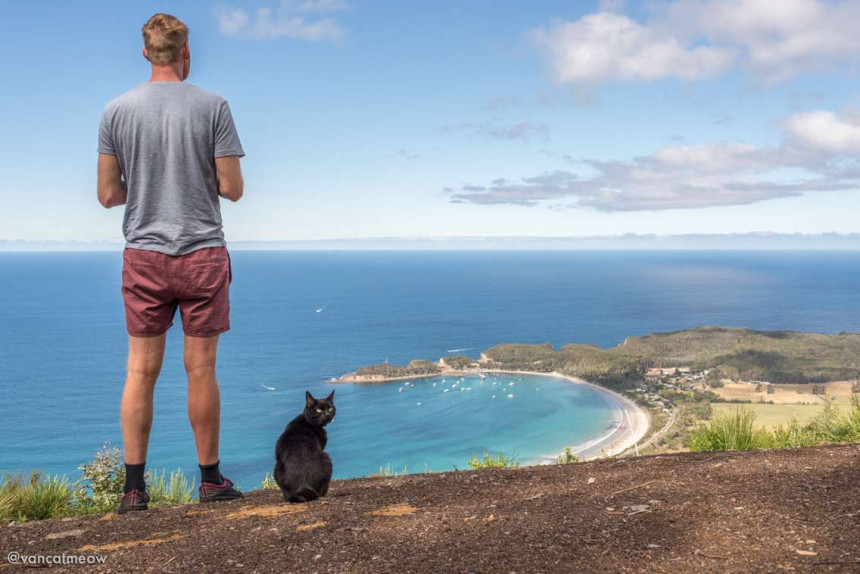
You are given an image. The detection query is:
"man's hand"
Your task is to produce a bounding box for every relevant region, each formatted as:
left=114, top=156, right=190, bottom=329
left=97, top=153, right=128, bottom=208
left=215, top=156, right=243, bottom=202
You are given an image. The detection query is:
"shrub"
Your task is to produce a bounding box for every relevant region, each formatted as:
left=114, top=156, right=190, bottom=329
left=260, top=473, right=279, bottom=490
left=840, top=397, right=860, bottom=439
left=688, top=408, right=768, bottom=451
left=768, top=419, right=820, bottom=449
left=376, top=463, right=410, bottom=477
left=2, top=444, right=217, bottom=522
left=690, top=400, right=860, bottom=452
left=146, top=469, right=196, bottom=505
left=555, top=447, right=579, bottom=465
left=466, top=450, right=519, bottom=470
left=75, top=443, right=125, bottom=514
left=815, top=397, right=860, bottom=443
left=0, top=473, right=74, bottom=523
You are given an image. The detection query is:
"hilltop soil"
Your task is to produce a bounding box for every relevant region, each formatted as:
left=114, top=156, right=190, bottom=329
left=2, top=445, right=859, bottom=573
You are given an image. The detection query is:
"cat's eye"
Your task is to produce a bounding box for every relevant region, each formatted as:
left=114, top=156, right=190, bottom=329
left=315, top=408, right=322, bottom=413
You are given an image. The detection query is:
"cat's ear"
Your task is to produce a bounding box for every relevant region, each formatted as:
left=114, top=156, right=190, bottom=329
left=305, top=391, right=315, bottom=408
left=326, top=390, right=335, bottom=402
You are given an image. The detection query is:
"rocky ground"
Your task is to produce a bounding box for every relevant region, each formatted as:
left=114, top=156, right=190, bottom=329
left=2, top=445, right=859, bottom=573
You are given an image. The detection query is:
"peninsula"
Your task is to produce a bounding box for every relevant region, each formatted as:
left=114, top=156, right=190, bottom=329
left=338, top=326, right=860, bottom=459
left=338, top=326, right=860, bottom=387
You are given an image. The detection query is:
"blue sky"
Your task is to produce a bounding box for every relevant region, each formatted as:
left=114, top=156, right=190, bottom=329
left=2, top=0, right=860, bottom=245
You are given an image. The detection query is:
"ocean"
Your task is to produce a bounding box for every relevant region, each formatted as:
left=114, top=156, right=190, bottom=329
left=1, top=250, right=859, bottom=487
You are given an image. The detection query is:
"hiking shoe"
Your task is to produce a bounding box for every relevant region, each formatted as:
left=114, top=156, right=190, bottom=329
left=118, top=488, right=150, bottom=514
left=199, top=477, right=243, bottom=503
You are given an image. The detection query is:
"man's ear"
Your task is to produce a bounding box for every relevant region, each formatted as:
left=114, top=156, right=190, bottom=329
left=326, top=390, right=335, bottom=402
left=142, top=46, right=149, bottom=62
left=305, top=391, right=315, bottom=408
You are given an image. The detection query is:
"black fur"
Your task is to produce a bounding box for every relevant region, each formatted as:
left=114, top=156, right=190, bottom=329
left=274, top=390, right=336, bottom=503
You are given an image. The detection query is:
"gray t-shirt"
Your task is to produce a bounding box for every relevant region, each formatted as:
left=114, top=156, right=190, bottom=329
left=98, top=81, right=244, bottom=256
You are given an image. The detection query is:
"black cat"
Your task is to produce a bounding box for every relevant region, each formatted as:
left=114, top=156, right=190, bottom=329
left=274, top=390, right=336, bottom=503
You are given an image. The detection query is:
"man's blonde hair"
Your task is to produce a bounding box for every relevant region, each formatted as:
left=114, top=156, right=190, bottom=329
left=142, top=13, right=189, bottom=65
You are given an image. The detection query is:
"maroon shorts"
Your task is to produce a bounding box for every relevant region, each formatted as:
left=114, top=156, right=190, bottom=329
left=122, top=246, right=232, bottom=338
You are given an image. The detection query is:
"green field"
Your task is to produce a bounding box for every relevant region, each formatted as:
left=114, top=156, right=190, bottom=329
left=712, top=403, right=826, bottom=427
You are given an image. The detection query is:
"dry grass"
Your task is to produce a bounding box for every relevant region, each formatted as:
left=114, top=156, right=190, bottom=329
left=710, top=380, right=856, bottom=407
left=77, top=534, right=185, bottom=552
left=367, top=503, right=418, bottom=517
left=713, top=403, right=825, bottom=427
left=225, top=504, right=307, bottom=519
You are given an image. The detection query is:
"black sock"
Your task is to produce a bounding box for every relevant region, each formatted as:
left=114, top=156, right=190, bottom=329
left=124, top=463, right=146, bottom=493
left=200, top=460, right=222, bottom=484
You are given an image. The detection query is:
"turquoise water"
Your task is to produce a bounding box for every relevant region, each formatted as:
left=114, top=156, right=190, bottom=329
left=2, top=250, right=859, bottom=487
left=323, top=374, right=617, bottom=475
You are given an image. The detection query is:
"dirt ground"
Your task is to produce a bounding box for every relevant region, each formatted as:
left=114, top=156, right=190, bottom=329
left=2, top=445, right=859, bottom=573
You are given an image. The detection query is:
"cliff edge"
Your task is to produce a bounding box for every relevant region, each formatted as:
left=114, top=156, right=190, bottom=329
left=2, top=445, right=859, bottom=573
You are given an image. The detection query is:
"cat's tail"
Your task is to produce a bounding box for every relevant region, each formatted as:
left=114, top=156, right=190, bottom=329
left=287, top=485, right=319, bottom=503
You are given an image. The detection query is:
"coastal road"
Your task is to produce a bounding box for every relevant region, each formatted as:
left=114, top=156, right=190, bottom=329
left=622, top=405, right=679, bottom=456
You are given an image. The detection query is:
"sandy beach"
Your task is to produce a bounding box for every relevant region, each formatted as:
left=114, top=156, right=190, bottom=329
left=476, top=370, right=650, bottom=462
left=339, top=366, right=651, bottom=463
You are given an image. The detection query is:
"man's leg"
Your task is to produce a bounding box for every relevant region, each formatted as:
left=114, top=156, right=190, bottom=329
left=179, top=247, right=240, bottom=501
left=121, top=334, right=167, bottom=465
left=185, top=333, right=242, bottom=501
left=184, top=334, right=221, bottom=467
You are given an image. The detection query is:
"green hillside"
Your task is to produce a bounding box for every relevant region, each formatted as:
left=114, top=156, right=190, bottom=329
left=482, top=327, right=860, bottom=385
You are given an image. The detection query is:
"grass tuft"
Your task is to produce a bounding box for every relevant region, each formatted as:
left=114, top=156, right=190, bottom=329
left=0, top=472, right=74, bottom=523
left=555, top=447, right=580, bottom=465
left=691, top=399, right=860, bottom=452
left=466, top=450, right=520, bottom=470
left=260, top=473, right=279, bottom=490
left=689, top=407, right=767, bottom=451
left=146, top=469, right=196, bottom=505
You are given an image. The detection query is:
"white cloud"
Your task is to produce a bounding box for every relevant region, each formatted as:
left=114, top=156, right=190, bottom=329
left=442, top=122, right=549, bottom=142
left=215, top=0, right=346, bottom=41
left=651, top=143, right=777, bottom=173
left=784, top=110, right=860, bottom=154
left=214, top=8, right=249, bottom=35
left=529, top=13, right=734, bottom=84
left=663, top=0, right=860, bottom=82
left=447, top=112, right=860, bottom=211
left=530, top=0, right=860, bottom=86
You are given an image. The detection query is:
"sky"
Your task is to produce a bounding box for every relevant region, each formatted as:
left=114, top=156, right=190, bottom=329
left=2, top=0, right=860, bottom=246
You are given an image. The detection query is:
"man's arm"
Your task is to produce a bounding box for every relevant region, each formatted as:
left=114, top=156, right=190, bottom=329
left=215, top=156, right=244, bottom=202
left=97, top=153, right=127, bottom=209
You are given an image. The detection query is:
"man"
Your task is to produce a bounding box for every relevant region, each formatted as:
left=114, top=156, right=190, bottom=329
left=97, top=13, right=245, bottom=513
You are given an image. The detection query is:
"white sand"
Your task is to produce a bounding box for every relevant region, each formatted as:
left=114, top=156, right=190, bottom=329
left=478, top=370, right=650, bottom=462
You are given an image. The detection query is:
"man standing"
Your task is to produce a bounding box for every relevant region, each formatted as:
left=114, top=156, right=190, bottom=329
left=97, top=13, right=245, bottom=513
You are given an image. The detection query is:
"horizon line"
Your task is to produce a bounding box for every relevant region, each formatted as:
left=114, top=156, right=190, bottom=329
left=2, top=233, right=860, bottom=252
